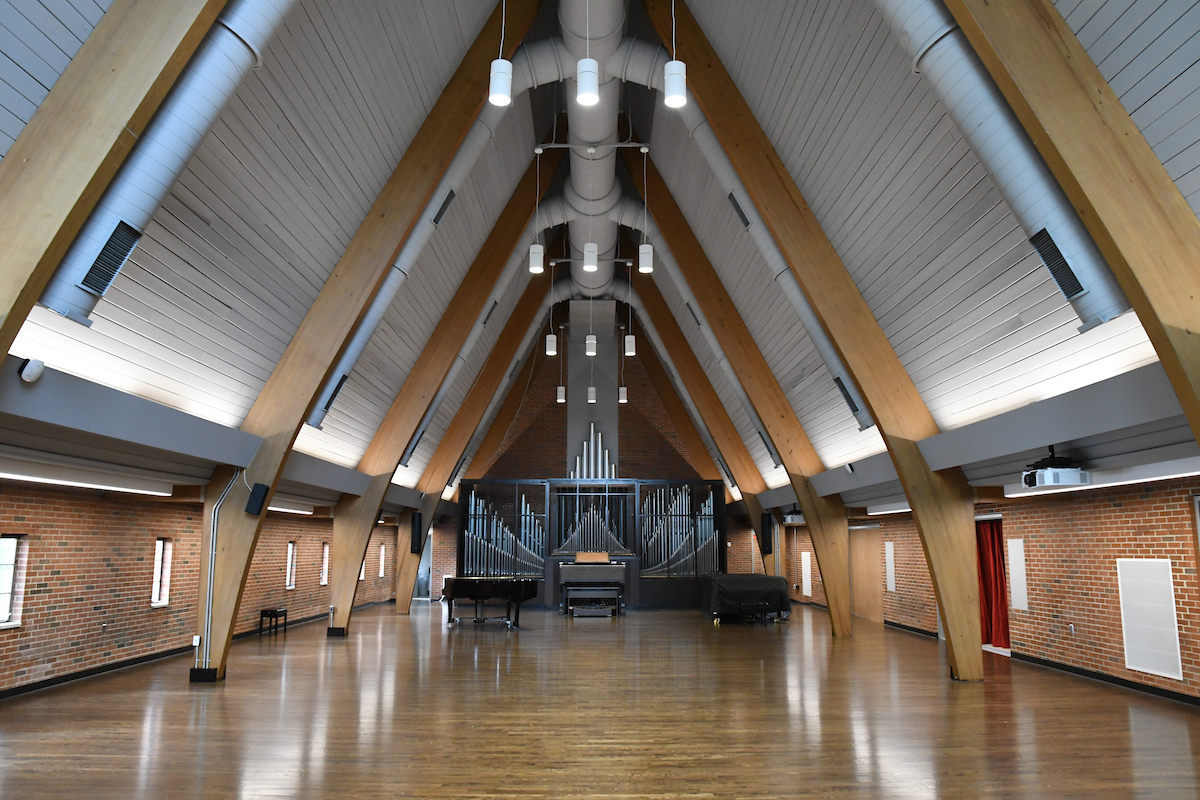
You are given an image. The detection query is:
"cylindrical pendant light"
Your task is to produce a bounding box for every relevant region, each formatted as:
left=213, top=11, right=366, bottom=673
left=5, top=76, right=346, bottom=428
left=618, top=386, right=628, bottom=404
left=587, top=386, right=597, bottom=404
left=546, top=333, right=557, bottom=356
left=664, top=60, right=687, bottom=108
left=577, top=58, right=600, bottom=106
left=624, top=334, right=636, bottom=357
left=639, top=243, right=653, bottom=273
left=489, top=58, right=513, bottom=106
left=583, top=242, right=598, bottom=272
left=556, top=385, right=566, bottom=404
left=585, top=334, right=597, bottom=356
left=529, top=242, right=544, bottom=274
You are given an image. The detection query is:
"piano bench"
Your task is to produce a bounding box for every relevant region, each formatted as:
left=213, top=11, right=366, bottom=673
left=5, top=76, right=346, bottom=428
left=259, top=608, right=288, bottom=635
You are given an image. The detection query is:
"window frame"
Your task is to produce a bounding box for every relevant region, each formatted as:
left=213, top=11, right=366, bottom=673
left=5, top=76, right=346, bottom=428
left=320, top=542, right=329, bottom=586
left=150, top=537, right=173, bottom=608
left=285, top=541, right=297, bottom=590
left=0, top=535, right=28, bottom=628
left=379, top=544, right=386, bottom=578
left=359, top=559, right=365, bottom=581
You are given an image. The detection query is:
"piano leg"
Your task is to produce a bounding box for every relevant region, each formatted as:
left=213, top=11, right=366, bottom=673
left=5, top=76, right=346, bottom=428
left=512, top=600, right=521, bottom=629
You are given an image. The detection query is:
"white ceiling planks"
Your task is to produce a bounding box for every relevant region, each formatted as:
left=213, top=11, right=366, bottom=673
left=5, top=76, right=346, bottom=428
left=11, top=0, right=497, bottom=442
left=1055, top=0, right=1200, bottom=216
left=0, top=0, right=110, bottom=159
left=293, top=89, right=537, bottom=472
left=649, top=103, right=886, bottom=471
left=682, top=0, right=1156, bottom=446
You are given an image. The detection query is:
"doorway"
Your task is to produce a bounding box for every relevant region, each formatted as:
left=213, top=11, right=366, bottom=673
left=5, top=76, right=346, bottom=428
left=850, top=527, right=883, bottom=622
left=976, top=518, right=1010, bottom=648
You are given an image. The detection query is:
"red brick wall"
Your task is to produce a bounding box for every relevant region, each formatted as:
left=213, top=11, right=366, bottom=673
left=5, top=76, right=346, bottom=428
left=0, top=481, right=397, bottom=693
left=725, top=518, right=762, bottom=574
left=978, top=476, right=1200, bottom=697
left=785, top=526, right=827, bottom=607
left=484, top=348, right=567, bottom=479
left=879, top=518, right=938, bottom=633
left=618, top=352, right=701, bottom=480
left=429, top=520, right=458, bottom=597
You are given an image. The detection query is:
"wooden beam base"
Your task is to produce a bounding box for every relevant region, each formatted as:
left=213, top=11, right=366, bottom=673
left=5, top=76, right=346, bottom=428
left=328, top=474, right=393, bottom=632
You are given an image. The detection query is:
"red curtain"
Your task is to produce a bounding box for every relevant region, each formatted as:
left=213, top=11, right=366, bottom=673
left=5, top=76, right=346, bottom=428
left=976, top=519, right=1010, bottom=648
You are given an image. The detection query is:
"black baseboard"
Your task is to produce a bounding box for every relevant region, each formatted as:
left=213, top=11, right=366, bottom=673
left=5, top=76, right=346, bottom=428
left=1012, top=651, right=1200, bottom=708
left=789, top=599, right=828, bottom=611
left=884, top=620, right=938, bottom=638
left=188, top=667, right=219, bottom=683
left=0, top=643, right=193, bottom=701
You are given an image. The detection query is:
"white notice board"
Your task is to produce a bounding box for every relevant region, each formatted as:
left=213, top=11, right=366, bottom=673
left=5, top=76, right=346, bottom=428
left=1116, top=558, right=1183, bottom=681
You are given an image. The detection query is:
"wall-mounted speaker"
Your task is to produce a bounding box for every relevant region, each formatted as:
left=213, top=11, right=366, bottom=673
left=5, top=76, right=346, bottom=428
left=759, top=513, right=773, bottom=556
left=410, top=512, right=423, bottom=554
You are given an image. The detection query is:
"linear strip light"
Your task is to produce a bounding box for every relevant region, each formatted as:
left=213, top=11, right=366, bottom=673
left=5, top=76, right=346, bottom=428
left=0, top=470, right=171, bottom=497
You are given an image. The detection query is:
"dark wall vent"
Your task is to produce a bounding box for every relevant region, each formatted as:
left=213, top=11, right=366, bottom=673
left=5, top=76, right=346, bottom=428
left=728, top=192, right=751, bottom=229
left=833, top=376, right=859, bottom=414
left=1031, top=228, right=1084, bottom=299
left=432, top=190, right=456, bottom=226
left=80, top=221, right=141, bottom=296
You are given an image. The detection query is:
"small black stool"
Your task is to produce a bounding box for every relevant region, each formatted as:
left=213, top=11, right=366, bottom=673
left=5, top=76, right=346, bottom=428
left=259, top=608, right=288, bottom=635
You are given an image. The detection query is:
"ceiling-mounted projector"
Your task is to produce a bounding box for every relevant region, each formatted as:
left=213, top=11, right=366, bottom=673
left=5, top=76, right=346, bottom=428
left=1022, top=445, right=1090, bottom=488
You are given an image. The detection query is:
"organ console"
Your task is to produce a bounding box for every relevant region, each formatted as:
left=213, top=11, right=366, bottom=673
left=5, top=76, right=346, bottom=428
left=559, top=552, right=626, bottom=616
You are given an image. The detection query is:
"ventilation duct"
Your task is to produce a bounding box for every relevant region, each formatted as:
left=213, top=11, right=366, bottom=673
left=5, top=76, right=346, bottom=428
left=39, top=0, right=297, bottom=326
left=609, top=38, right=875, bottom=431
left=869, top=0, right=1129, bottom=330
left=609, top=197, right=785, bottom=470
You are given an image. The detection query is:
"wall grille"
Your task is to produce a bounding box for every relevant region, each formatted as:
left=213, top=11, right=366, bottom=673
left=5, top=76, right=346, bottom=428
left=80, top=221, right=141, bottom=296
left=1031, top=228, right=1084, bottom=299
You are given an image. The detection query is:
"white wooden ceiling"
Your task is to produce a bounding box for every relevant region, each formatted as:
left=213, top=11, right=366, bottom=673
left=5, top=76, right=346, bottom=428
left=2, top=0, right=1199, bottom=493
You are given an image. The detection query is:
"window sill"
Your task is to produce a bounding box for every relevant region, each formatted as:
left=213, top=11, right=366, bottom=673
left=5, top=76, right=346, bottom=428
left=319, top=581, right=328, bottom=587
left=150, top=601, right=169, bottom=609
left=0, top=620, right=21, bottom=630
left=285, top=585, right=295, bottom=591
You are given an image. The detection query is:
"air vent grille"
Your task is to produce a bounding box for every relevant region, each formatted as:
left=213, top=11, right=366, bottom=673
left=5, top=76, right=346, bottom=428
left=833, top=376, right=859, bottom=414
left=80, top=221, right=141, bottom=296
left=1031, top=228, right=1084, bottom=299
left=432, top=190, right=456, bottom=226
left=728, top=192, right=751, bottom=228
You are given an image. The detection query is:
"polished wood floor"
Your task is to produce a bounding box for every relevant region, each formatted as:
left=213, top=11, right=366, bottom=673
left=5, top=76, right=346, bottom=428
left=1, top=603, right=1198, bottom=798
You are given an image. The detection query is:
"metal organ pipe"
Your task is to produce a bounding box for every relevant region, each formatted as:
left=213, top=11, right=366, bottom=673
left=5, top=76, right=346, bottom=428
left=41, top=0, right=297, bottom=325
left=608, top=38, right=875, bottom=432
left=869, top=0, right=1129, bottom=329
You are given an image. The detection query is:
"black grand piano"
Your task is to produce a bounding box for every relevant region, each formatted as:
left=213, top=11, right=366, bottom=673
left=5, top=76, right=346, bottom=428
left=442, top=577, right=538, bottom=628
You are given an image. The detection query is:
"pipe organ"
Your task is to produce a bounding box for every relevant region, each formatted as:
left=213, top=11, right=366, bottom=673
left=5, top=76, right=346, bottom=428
left=460, top=489, right=546, bottom=578
left=639, top=485, right=720, bottom=578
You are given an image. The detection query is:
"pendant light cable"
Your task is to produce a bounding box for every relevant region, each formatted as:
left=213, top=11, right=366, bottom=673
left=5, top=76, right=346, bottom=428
left=642, top=151, right=649, bottom=246
left=500, top=0, right=506, bottom=58
left=672, top=0, right=677, bottom=60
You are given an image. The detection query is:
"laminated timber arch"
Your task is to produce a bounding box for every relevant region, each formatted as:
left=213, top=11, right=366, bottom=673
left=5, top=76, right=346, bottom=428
left=0, top=0, right=230, bottom=353
left=628, top=272, right=777, bottom=577
left=191, top=0, right=542, bottom=682
left=621, top=150, right=852, bottom=638
left=943, top=0, right=1200, bottom=452
left=328, top=152, right=563, bottom=631
left=642, top=0, right=981, bottom=679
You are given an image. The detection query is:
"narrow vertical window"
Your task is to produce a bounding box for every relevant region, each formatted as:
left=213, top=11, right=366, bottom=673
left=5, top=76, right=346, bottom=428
left=151, top=538, right=172, bottom=607
left=285, top=541, right=296, bottom=589
left=320, top=542, right=329, bottom=586
left=379, top=544, right=386, bottom=577
left=0, top=536, right=22, bottom=624
left=359, top=560, right=365, bottom=581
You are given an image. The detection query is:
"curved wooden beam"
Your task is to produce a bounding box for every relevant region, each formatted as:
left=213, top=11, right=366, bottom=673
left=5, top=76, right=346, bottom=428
left=641, top=0, right=980, bottom=678
left=192, top=0, right=542, bottom=681
left=0, top=0, right=229, bottom=353
left=328, top=151, right=561, bottom=630
left=623, top=150, right=851, bottom=635
left=944, top=0, right=1200, bottom=450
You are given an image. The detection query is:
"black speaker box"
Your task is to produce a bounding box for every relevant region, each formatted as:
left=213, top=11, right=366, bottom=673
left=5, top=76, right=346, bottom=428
left=759, top=513, right=773, bottom=556
left=411, top=512, right=423, bottom=554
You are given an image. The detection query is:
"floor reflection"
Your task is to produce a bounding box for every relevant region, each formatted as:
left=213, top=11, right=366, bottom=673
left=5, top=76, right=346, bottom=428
left=0, top=603, right=1196, bottom=798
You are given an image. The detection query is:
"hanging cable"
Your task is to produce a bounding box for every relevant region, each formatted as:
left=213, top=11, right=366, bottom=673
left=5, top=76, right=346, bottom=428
left=500, top=0, right=506, bottom=57
left=672, top=0, right=677, bottom=60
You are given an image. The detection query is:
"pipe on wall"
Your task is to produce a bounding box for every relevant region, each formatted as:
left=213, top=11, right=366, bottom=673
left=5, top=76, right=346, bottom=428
left=608, top=196, right=786, bottom=471
left=306, top=40, right=576, bottom=427
left=609, top=38, right=875, bottom=431
left=40, top=0, right=297, bottom=325
left=869, top=0, right=1129, bottom=330
left=393, top=198, right=577, bottom=466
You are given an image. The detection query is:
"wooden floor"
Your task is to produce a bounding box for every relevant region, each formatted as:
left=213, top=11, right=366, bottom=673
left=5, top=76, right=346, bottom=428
left=1, top=604, right=1198, bottom=798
